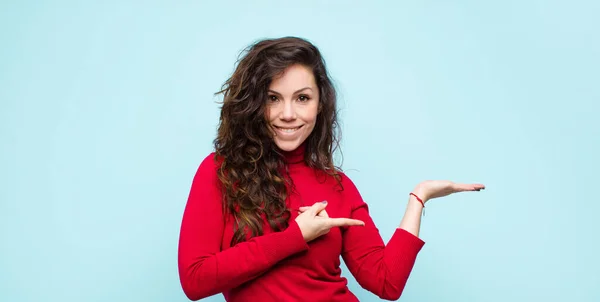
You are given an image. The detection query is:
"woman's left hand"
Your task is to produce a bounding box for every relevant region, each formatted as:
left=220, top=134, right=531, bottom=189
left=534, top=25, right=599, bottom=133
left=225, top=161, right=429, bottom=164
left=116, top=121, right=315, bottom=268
left=413, top=180, right=485, bottom=204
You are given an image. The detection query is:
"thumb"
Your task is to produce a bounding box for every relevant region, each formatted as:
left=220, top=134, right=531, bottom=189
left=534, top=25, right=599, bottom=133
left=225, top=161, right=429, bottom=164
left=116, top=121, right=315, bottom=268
left=308, top=201, right=328, bottom=215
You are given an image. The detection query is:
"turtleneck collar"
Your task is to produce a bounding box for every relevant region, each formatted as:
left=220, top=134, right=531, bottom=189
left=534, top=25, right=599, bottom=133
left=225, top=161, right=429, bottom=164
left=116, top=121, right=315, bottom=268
left=281, top=142, right=306, bottom=165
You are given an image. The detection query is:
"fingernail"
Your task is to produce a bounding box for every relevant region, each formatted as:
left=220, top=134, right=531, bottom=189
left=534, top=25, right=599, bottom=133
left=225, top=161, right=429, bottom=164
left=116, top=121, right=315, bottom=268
left=321, top=200, right=327, bottom=204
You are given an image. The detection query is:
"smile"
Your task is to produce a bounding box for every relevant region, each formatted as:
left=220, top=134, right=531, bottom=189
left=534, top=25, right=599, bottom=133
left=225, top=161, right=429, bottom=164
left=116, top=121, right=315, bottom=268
left=274, top=125, right=303, bottom=134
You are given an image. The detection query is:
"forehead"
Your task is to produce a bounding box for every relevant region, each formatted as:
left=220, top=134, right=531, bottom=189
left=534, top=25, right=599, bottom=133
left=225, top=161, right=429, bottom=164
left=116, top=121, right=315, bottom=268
left=269, top=64, right=316, bottom=91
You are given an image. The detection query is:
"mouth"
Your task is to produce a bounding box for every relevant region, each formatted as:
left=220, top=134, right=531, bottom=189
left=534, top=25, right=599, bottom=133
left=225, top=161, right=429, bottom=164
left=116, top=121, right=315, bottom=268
left=273, top=125, right=303, bottom=134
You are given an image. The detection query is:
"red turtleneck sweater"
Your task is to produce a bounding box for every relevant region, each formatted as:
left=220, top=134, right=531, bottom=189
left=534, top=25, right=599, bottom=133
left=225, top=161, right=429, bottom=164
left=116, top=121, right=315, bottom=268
left=178, top=145, right=425, bottom=301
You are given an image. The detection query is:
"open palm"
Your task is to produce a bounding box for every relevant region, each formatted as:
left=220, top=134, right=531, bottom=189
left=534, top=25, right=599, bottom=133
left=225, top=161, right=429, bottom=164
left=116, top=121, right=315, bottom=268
left=415, top=180, right=485, bottom=203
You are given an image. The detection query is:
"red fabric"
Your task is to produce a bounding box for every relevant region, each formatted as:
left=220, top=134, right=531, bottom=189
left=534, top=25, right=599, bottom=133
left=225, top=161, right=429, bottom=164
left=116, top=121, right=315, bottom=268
left=178, top=144, right=425, bottom=301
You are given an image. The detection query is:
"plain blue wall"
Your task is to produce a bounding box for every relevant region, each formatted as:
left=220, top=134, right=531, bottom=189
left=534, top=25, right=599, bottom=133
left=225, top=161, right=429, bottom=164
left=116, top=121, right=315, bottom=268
left=1, top=1, right=598, bottom=301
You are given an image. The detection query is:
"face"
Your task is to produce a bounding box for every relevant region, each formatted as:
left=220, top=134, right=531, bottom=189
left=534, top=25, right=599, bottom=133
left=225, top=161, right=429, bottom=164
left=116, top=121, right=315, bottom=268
left=265, top=64, right=320, bottom=152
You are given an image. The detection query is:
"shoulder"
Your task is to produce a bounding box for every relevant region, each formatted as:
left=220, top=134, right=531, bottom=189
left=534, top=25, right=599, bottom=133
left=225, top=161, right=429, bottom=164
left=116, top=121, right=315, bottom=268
left=333, top=169, right=367, bottom=210
left=197, top=152, right=221, bottom=170
left=186, top=153, right=225, bottom=209
left=336, top=170, right=352, bottom=184
left=199, top=152, right=222, bottom=169
left=335, top=170, right=360, bottom=193
left=193, top=152, right=223, bottom=183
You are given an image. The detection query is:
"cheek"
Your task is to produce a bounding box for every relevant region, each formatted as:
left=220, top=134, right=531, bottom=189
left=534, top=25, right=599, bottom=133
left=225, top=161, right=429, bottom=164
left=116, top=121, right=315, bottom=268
left=303, top=107, right=319, bottom=132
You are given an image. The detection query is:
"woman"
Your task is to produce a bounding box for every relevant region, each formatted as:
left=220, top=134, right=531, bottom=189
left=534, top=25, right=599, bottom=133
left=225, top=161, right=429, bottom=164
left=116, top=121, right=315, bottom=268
left=178, top=36, right=484, bottom=301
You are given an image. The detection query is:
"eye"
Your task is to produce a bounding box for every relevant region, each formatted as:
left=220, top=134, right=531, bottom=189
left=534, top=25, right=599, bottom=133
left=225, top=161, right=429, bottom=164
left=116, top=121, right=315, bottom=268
left=298, top=95, right=310, bottom=102
left=268, top=95, right=278, bottom=102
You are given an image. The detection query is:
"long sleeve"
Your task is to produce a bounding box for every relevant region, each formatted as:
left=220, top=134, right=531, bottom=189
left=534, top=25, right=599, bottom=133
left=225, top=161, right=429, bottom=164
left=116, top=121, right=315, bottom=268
left=177, top=154, right=309, bottom=301
left=340, top=174, right=425, bottom=301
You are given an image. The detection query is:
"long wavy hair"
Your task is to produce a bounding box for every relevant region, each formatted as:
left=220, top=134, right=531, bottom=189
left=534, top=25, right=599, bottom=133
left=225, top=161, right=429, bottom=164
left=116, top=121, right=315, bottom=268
left=214, top=36, right=341, bottom=246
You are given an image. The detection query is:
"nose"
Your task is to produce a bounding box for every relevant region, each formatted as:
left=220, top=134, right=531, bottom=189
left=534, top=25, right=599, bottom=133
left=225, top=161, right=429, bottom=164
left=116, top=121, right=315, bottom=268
left=281, top=100, right=296, bottom=121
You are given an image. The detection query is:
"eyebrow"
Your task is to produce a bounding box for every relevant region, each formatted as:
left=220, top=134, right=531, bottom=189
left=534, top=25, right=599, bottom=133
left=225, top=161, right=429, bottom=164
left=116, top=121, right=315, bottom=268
left=268, top=87, right=313, bottom=95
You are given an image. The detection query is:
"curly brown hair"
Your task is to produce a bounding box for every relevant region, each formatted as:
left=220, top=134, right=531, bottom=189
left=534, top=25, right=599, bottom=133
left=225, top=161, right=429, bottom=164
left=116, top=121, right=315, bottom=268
left=214, top=36, right=341, bottom=246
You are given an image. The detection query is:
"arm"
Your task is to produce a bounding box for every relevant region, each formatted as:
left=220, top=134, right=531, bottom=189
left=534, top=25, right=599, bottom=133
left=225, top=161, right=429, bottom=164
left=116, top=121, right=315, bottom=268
left=177, top=154, right=309, bottom=300
left=398, top=192, right=425, bottom=237
left=340, top=175, right=425, bottom=301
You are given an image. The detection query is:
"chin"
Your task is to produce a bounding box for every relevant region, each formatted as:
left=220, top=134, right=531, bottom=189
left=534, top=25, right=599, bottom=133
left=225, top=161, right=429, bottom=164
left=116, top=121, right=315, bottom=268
left=274, top=139, right=303, bottom=152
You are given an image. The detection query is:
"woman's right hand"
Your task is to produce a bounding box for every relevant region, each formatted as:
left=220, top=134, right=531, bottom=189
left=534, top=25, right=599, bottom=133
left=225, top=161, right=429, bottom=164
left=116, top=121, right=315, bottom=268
left=295, top=201, right=364, bottom=242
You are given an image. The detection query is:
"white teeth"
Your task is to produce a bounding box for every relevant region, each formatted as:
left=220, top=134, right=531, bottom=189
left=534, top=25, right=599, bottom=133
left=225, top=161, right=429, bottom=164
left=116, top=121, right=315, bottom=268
left=276, top=126, right=300, bottom=133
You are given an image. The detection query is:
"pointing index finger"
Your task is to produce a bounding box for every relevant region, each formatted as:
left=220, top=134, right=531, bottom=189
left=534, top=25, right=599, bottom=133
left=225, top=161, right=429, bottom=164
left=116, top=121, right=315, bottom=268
left=327, top=218, right=365, bottom=227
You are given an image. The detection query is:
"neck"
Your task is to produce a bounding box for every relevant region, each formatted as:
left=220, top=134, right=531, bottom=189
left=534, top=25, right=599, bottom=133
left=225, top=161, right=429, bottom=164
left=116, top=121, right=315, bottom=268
left=281, top=143, right=306, bottom=165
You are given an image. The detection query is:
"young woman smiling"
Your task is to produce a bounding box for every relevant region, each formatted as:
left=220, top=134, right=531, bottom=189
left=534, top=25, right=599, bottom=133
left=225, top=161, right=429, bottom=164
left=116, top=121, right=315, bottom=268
left=177, top=36, right=485, bottom=301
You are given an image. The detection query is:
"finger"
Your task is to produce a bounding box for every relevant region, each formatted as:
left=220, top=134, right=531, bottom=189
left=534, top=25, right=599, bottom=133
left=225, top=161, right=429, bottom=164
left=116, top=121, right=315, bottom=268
left=472, top=183, right=485, bottom=191
left=327, top=218, right=365, bottom=227
left=299, top=206, right=328, bottom=218
left=308, top=201, right=328, bottom=215
left=454, top=183, right=485, bottom=192
left=317, top=209, right=329, bottom=218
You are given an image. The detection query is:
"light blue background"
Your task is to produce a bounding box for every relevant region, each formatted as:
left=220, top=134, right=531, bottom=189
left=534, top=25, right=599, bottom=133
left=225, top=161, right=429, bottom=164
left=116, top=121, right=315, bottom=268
left=2, top=1, right=598, bottom=301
